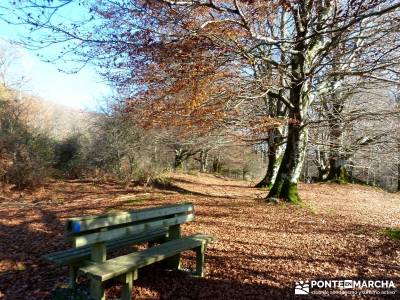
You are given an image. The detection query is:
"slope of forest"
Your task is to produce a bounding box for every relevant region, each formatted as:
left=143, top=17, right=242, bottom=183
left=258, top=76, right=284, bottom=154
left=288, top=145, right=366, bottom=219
left=0, top=173, right=399, bottom=299
left=20, top=97, right=96, bottom=140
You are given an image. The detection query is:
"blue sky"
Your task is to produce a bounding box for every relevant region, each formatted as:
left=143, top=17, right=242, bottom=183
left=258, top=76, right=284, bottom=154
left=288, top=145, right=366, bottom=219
left=0, top=4, right=111, bottom=110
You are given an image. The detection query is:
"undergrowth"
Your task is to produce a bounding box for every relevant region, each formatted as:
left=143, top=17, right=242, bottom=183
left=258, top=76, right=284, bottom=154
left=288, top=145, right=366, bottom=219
left=383, top=228, right=400, bottom=240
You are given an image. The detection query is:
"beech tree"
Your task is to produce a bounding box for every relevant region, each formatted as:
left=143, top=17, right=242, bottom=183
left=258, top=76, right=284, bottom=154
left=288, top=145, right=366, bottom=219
left=7, top=0, right=400, bottom=201
left=309, top=83, right=400, bottom=184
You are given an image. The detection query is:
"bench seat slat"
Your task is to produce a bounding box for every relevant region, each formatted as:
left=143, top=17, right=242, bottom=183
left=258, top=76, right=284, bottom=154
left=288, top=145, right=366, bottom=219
left=43, top=228, right=168, bottom=265
left=49, top=229, right=165, bottom=261
left=79, top=234, right=213, bottom=281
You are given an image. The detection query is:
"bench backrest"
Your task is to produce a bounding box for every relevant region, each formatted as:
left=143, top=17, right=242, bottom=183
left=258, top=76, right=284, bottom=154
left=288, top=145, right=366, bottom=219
left=66, top=202, right=194, bottom=247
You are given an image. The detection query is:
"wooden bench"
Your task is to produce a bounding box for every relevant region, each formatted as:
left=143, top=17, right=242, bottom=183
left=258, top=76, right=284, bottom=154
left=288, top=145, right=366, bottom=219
left=43, top=203, right=213, bottom=300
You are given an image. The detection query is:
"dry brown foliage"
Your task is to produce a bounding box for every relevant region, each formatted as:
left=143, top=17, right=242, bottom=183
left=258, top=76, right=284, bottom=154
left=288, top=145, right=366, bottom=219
left=0, top=174, right=399, bottom=299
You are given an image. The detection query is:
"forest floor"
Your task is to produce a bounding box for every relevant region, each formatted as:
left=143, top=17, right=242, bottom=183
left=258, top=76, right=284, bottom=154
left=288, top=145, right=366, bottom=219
left=0, top=173, right=399, bottom=299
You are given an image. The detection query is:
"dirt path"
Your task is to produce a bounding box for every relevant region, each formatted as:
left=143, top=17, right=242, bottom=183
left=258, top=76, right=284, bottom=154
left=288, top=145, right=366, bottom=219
left=0, top=173, right=399, bottom=299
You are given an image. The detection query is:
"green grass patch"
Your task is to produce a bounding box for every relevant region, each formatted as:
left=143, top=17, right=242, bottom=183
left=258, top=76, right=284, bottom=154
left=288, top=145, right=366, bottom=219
left=186, top=170, right=199, bottom=176
left=124, top=194, right=151, bottom=205
left=296, top=200, right=319, bottom=214
left=383, top=228, right=400, bottom=240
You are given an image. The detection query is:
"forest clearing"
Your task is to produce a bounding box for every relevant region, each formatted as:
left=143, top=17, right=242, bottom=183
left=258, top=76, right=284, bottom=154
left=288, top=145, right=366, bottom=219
left=1, top=1, right=400, bottom=299
left=0, top=173, right=399, bottom=299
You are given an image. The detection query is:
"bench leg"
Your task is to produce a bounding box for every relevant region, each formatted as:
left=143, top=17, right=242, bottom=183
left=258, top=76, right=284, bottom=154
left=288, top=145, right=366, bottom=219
left=121, top=270, right=137, bottom=300
left=89, top=242, right=107, bottom=299
left=164, top=224, right=181, bottom=269
left=68, top=265, right=79, bottom=288
left=90, top=279, right=105, bottom=300
left=195, top=244, right=205, bottom=277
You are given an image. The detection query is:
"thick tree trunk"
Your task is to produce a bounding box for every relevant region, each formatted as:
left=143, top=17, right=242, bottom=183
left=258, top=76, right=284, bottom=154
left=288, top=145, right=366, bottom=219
left=255, top=136, right=284, bottom=188
left=266, top=5, right=329, bottom=201
left=324, top=97, right=348, bottom=183
left=267, top=122, right=308, bottom=203
left=255, top=150, right=277, bottom=188
left=326, top=157, right=349, bottom=183
left=266, top=67, right=309, bottom=202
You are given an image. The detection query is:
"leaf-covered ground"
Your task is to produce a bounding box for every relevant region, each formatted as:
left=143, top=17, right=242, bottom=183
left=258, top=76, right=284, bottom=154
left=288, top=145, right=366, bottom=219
left=0, top=173, right=399, bottom=299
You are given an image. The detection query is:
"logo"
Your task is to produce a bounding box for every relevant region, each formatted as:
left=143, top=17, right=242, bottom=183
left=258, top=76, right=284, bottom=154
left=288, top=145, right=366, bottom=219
left=344, top=280, right=353, bottom=289
left=294, top=279, right=396, bottom=296
left=295, top=281, right=310, bottom=294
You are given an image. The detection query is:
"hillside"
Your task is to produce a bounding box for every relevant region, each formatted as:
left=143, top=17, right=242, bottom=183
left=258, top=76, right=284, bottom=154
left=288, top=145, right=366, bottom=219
left=20, top=97, right=97, bottom=140
left=1, top=84, right=96, bottom=141
left=0, top=173, right=399, bottom=299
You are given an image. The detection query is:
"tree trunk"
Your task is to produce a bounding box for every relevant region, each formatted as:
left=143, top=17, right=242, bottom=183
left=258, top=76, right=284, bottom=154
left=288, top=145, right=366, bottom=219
left=266, top=7, right=327, bottom=202
left=242, top=169, right=248, bottom=180
left=315, top=149, right=329, bottom=181
left=174, top=149, right=186, bottom=170
left=255, top=134, right=284, bottom=188
left=212, top=155, right=222, bottom=173
left=267, top=121, right=307, bottom=203
left=326, top=157, right=349, bottom=183
left=318, top=165, right=329, bottom=181
left=266, top=69, right=308, bottom=203
left=324, top=97, right=348, bottom=183
left=255, top=150, right=277, bottom=188
left=199, top=149, right=209, bottom=172
left=397, top=141, right=400, bottom=191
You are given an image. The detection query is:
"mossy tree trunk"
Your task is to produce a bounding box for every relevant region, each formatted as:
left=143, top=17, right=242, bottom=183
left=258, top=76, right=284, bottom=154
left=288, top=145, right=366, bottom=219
left=266, top=118, right=308, bottom=203
left=266, top=27, right=313, bottom=203
left=266, top=1, right=334, bottom=202
left=267, top=83, right=309, bottom=203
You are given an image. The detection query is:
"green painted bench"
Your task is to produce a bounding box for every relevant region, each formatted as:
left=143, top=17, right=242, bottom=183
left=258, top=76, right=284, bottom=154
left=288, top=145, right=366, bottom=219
left=43, top=203, right=213, bottom=300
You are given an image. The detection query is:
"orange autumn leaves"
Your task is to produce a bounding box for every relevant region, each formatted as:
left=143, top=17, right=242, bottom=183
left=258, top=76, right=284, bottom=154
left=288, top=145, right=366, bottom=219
left=121, top=1, right=284, bottom=139
left=127, top=69, right=231, bottom=138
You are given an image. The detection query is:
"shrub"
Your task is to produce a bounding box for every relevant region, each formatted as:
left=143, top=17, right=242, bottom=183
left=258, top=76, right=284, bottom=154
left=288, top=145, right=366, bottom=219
left=54, top=135, right=88, bottom=179
left=1, top=96, right=55, bottom=189
left=6, top=134, right=55, bottom=189
left=383, top=228, right=400, bottom=240
left=151, top=175, right=174, bottom=189
left=54, top=136, right=80, bottom=170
